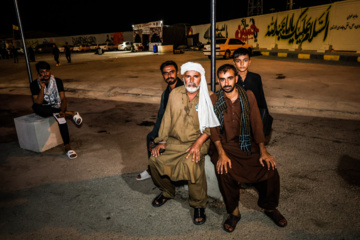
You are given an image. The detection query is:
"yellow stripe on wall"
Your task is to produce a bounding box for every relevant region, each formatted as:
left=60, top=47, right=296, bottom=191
left=298, top=54, right=310, bottom=59
left=261, top=52, right=269, bottom=56
left=324, top=55, right=340, bottom=61
left=278, top=53, right=287, bottom=57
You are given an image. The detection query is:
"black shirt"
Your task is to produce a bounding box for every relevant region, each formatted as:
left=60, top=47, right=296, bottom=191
left=237, top=71, right=267, bottom=110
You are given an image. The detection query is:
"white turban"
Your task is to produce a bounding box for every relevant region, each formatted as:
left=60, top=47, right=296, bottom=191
left=180, top=62, right=220, bottom=133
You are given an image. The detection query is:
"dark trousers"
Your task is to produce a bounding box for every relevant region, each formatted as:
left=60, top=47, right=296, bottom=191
left=54, top=56, right=59, bottom=64
left=32, top=104, right=70, bottom=145
left=216, top=168, right=280, bottom=214
left=66, top=53, right=71, bottom=63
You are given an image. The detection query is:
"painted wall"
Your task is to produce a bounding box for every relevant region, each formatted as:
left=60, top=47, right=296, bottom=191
left=25, top=31, right=133, bottom=48
left=328, top=0, right=360, bottom=51
left=190, top=0, right=360, bottom=52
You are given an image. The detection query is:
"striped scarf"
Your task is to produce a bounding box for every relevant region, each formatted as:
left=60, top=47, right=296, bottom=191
left=213, top=85, right=251, bottom=152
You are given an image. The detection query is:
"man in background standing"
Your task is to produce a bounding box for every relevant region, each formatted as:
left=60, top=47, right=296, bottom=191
left=65, top=42, right=71, bottom=63
left=233, top=48, right=272, bottom=137
left=52, top=44, right=60, bottom=66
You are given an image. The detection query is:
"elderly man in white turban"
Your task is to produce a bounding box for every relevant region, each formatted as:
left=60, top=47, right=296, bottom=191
left=149, top=62, right=219, bottom=225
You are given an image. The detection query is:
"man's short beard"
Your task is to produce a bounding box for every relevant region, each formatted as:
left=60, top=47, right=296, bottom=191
left=166, top=77, right=176, bottom=85
left=185, top=83, right=200, bottom=93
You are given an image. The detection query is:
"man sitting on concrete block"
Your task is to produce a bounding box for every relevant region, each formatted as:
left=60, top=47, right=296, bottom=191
left=149, top=62, right=220, bottom=225
left=209, top=64, right=287, bottom=232
left=30, top=61, right=83, bottom=159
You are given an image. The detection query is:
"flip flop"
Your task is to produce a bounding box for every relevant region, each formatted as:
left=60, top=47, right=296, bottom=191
left=73, top=112, right=83, bottom=125
left=264, top=209, right=287, bottom=227
left=67, top=150, right=77, bottom=159
left=136, top=170, right=151, bottom=180
left=152, top=193, right=170, bottom=207
left=193, top=207, right=206, bottom=225
left=223, top=214, right=241, bottom=232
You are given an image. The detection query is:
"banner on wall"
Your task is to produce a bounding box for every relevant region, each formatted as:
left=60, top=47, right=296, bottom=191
left=190, top=0, right=360, bottom=52
left=133, top=21, right=163, bottom=34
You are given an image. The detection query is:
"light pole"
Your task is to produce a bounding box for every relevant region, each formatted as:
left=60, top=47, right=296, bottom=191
left=210, top=0, right=216, bottom=92
left=13, top=0, right=33, bottom=84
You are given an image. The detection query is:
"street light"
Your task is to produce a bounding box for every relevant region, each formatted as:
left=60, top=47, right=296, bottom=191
left=13, top=0, right=33, bottom=84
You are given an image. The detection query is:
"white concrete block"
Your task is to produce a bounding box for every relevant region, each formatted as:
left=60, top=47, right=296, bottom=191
left=204, top=155, right=223, bottom=200
left=14, top=113, right=63, bottom=152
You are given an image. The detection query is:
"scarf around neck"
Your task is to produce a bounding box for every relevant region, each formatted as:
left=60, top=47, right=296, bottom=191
left=213, top=85, right=251, bottom=152
left=37, top=75, right=61, bottom=108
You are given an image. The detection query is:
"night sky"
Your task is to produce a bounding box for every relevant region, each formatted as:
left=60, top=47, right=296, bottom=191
left=1, top=0, right=339, bottom=38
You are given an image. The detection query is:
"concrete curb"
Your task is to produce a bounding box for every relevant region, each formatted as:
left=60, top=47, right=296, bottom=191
left=259, top=50, right=360, bottom=63
left=1, top=84, right=359, bottom=120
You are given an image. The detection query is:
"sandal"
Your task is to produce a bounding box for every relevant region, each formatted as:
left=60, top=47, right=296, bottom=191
left=73, top=112, right=83, bottom=125
left=152, top=193, right=169, bottom=207
left=136, top=169, right=151, bottom=181
left=67, top=150, right=77, bottom=159
left=223, top=214, right=241, bottom=233
left=264, top=209, right=287, bottom=227
left=193, top=207, right=206, bottom=225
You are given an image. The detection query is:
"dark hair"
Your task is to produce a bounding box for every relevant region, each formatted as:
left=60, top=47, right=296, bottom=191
left=217, top=64, right=237, bottom=78
left=233, top=47, right=251, bottom=59
left=35, top=61, right=50, bottom=73
left=160, top=60, right=178, bottom=72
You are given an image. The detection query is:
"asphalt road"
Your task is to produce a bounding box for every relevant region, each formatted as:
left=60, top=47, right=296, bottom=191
left=1, top=50, right=359, bottom=120
left=0, top=50, right=360, bottom=239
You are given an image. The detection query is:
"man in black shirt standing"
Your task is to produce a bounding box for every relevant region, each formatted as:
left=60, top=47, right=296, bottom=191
left=52, top=44, right=60, bottom=66
left=64, top=42, right=71, bottom=63
left=30, top=61, right=82, bottom=159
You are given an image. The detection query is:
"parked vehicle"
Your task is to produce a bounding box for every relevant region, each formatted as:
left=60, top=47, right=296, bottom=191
left=58, top=45, right=73, bottom=53
left=80, top=44, right=90, bottom=51
left=98, top=43, right=116, bottom=51
left=99, top=43, right=109, bottom=51
left=202, top=38, right=253, bottom=59
left=118, top=41, right=133, bottom=51
left=73, top=44, right=90, bottom=52
left=73, top=45, right=80, bottom=52
left=107, top=43, right=118, bottom=51
left=36, top=43, right=56, bottom=54
left=89, top=44, right=98, bottom=51
left=133, top=42, right=144, bottom=52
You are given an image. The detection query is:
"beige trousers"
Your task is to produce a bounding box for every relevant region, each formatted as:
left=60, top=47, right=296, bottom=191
left=149, top=160, right=208, bottom=208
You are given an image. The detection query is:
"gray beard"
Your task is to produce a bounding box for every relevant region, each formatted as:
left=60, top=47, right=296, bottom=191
left=185, top=85, right=200, bottom=93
